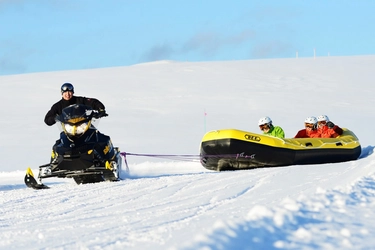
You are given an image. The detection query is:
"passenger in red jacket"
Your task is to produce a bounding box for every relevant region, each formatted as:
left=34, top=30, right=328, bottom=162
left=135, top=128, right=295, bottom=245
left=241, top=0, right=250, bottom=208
left=294, top=116, right=320, bottom=138
left=316, top=115, right=343, bottom=138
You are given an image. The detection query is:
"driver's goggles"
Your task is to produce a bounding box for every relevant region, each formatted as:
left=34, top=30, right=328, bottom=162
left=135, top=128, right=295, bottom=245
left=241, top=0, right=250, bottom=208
left=305, top=123, right=314, bottom=128
left=259, top=124, right=269, bottom=131
left=61, top=85, right=74, bottom=92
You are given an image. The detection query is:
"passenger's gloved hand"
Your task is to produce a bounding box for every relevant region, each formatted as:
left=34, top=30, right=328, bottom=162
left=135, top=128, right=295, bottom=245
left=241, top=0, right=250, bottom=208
left=326, top=121, right=335, bottom=128
left=313, top=123, right=318, bottom=130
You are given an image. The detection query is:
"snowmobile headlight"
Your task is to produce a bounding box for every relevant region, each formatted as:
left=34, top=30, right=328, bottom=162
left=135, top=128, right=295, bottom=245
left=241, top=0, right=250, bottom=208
left=63, top=121, right=90, bottom=136
left=75, top=122, right=90, bottom=135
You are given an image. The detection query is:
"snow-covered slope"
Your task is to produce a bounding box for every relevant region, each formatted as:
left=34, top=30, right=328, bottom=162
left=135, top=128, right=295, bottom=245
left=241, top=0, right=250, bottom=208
left=1, top=56, right=375, bottom=249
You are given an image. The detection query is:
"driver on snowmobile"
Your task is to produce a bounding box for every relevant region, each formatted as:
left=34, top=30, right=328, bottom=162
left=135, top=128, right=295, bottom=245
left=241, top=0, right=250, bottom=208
left=44, top=83, right=116, bottom=168
left=44, top=83, right=107, bottom=125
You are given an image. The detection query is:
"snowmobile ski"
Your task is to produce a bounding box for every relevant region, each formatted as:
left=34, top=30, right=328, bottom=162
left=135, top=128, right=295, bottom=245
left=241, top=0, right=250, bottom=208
left=24, top=167, right=50, bottom=189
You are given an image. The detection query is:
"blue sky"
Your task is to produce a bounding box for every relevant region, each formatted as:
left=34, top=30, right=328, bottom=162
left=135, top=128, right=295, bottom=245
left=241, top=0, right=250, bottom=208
left=1, top=0, right=375, bottom=76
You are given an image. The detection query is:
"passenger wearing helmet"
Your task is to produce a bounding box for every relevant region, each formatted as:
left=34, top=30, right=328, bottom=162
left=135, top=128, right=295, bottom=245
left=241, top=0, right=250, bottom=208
left=294, top=116, right=320, bottom=138
left=316, top=115, right=343, bottom=138
left=44, top=83, right=108, bottom=126
left=258, top=116, right=285, bottom=138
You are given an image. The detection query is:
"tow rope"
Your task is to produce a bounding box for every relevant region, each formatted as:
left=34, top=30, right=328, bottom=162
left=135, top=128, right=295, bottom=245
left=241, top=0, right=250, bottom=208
left=119, top=152, right=201, bottom=173
left=119, top=151, right=254, bottom=171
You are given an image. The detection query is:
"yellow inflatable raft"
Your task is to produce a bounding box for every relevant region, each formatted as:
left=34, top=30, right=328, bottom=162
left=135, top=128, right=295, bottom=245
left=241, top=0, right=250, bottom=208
left=200, top=128, right=361, bottom=171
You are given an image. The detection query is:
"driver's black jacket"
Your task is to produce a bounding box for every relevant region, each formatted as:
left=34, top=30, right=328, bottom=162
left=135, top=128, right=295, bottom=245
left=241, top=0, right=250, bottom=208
left=44, top=96, right=105, bottom=126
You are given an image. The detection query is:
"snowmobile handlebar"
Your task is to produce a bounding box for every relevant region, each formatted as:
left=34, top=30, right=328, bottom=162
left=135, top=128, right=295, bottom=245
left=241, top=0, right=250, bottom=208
left=54, top=107, right=108, bottom=124
left=92, top=109, right=108, bottom=119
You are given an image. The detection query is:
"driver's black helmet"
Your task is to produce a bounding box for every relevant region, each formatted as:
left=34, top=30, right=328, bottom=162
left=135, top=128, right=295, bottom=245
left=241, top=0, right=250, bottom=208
left=61, top=83, right=74, bottom=94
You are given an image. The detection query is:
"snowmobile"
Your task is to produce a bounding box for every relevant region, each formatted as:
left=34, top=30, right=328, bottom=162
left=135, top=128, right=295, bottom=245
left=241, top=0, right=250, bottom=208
left=24, top=104, right=124, bottom=189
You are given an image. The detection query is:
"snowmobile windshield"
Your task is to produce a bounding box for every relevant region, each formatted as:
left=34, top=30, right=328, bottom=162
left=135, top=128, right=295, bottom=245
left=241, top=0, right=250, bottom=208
left=61, top=104, right=93, bottom=125
left=60, top=104, right=94, bottom=138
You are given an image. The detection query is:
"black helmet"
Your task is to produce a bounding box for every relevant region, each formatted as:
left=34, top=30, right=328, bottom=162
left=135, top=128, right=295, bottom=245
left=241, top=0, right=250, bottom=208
left=61, top=83, right=74, bottom=94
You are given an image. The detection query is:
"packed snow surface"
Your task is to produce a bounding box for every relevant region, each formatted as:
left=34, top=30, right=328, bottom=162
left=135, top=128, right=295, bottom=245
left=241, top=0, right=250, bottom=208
left=1, top=56, right=375, bottom=249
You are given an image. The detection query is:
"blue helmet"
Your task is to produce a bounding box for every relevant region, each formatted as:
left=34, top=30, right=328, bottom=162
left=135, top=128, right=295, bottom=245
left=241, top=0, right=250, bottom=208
left=61, top=83, right=74, bottom=94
